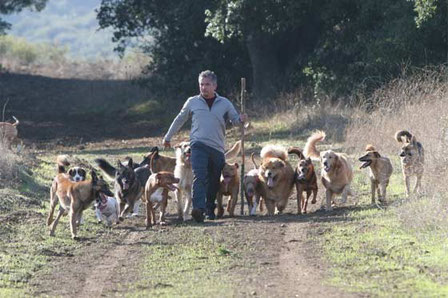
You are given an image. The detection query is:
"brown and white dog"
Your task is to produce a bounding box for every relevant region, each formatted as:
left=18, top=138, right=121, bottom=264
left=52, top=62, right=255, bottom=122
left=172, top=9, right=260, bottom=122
left=94, top=194, right=120, bottom=226
left=243, top=153, right=263, bottom=216
left=359, top=145, right=393, bottom=204
left=0, top=116, right=19, bottom=148
left=57, top=155, right=87, bottom=182
left=304, top=131, right=353, bottom=211
left=142, top=154, right=179, bottom=227
left=47, top=169, right=113, bottom=239
left=258, top=145, right=295, bottom=216
left=288, top=147, right=318, bottom=214
left=395, top=130, right=424, bottom=196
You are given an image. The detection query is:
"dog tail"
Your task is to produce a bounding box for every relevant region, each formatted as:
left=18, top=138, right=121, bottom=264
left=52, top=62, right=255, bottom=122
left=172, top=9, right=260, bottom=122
left=304, top=131, right=325, bottom=160
left=94, top=158, right=117, bottom=180
left=365, top=144, right=376, bottom=152
left=150, top=150, right=157, bottom=173
left=395, top=130, right=413, bottom=143
left=11, top=116, right=19, bottom=126
left=250, top=152, right=259, bottom=169
left=287, top=146, right=305, bottom=160
left=260, top=145, right=287, bottom=161
left=225, top=140, right=241, bottom=160
left=56, top=155, right=70, bottom=173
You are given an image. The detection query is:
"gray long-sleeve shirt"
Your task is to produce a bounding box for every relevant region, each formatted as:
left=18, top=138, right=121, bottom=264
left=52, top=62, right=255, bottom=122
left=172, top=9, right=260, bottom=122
left=163, top=93, right=241, bottom=153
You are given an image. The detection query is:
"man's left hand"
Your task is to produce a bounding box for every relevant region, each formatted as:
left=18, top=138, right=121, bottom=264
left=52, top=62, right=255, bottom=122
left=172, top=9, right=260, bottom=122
left=240, top=113, right=248, bottom=123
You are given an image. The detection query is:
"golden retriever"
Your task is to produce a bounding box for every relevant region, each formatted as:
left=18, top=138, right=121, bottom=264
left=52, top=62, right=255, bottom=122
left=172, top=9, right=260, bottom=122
left=304, top=131, right=353, bottom=211
left=258, top=145, right=295, bottom=215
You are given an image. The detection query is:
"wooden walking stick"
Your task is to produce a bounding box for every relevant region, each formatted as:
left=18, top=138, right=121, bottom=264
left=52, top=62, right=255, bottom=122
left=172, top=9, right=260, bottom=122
left=240, top=78, right=246, bottom=216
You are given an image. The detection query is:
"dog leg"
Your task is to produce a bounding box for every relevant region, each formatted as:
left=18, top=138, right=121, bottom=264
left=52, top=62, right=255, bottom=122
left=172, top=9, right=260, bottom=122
left=227, top=192, right=238, bottom=217
left=341, top=184, right=351, bottom=204
left=47, top=186, right=58, bottom=226
left=295, top=183, right=302, bottom=215
left=379, top=183, right=387, bottom=204
left=183, top=192, right=192, bottom=221
left=132, top=200, right=141, bottom=217
left=145, top=200, right=153, bottom=228
left=49, top=206, right=64, bottom=236
left=118, top=200, right=126, bottom=221
left=325, top=189, right=333, bottom=211
left=303, top=190, right=312, bottom=214
left=265, top=199, right=275, bottom=216
left=414, top=174, right=422, bottom=194
left=250, top=196, right=258, bottom=216
left=311, top=189, right=318, bottom=206
left=217, top=191, right=224, bottom=218
left=69, top=210, right=79, bottom=240
left=95, top=206, right=102, bottom=223
left=175, top=189, right=183, bottom=220
left=370, top=180, right=377, bottom=204
left=404, top=175, right=411, bottom=197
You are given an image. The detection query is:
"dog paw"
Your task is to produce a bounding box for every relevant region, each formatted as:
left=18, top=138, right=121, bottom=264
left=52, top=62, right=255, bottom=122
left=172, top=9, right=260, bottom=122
left=159, top=221, right=167, bottom=226
left=72, top=236, right=79, bottom=241
left=311, top=199, right=317, bottom=204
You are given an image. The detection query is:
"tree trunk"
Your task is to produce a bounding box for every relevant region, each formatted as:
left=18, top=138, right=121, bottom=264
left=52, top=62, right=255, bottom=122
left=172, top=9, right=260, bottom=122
left=245, top=32, right=281, bottom=100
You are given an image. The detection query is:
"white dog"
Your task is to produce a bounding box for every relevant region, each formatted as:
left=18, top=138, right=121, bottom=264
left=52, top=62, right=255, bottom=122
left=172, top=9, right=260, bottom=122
left=94, top=193, right=120, bottom=226
left=174, top=141, right=194, bottom=221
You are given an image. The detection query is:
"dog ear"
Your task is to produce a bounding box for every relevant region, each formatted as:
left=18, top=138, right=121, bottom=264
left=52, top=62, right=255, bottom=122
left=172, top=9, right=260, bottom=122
left=307, top=157, right=312, bottom=164
left=155, top=173, right=162, bottom=184
left=234, top=162, right=239, bottom=169
left=91, top=170, right=98, bottom=182
left=374, top=151, right=381, bottom=158
left=410, top=136, right=418, bottom=145
left=127, top=158, right=134, bottom=168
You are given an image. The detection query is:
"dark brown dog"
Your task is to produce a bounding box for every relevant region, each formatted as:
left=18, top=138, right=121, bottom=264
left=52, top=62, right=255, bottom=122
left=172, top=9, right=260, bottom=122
left=143, top=154, right=179, bottom=227
left=47, top=169, right=112, bottom=240
left=288, top=147, right=318, bottom=214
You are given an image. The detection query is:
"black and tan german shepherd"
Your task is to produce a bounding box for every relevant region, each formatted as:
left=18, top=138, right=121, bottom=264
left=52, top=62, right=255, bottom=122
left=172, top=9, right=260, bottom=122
left=95, top=157, right=151, bottom=221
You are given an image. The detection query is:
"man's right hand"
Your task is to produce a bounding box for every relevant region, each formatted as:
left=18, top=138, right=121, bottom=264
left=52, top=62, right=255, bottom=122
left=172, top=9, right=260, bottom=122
left=163, top=139, right=171, bottom=149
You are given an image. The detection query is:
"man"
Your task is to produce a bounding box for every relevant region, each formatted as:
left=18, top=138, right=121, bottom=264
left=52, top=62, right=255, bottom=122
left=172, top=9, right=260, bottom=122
left=163, top=70, right=247, bottom=222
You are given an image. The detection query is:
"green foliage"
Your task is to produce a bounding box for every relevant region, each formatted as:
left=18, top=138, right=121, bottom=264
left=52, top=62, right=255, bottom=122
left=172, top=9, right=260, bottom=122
left=0, top=35, right=68, bottom=65
left=98, top=0, right=448, bottom=100
left=0, top=0, right=48, bottom=34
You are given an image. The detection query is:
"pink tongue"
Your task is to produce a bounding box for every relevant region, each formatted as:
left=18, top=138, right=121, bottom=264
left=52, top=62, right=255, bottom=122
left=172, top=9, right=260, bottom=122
left=267, top=177, right=274, bottom=187
left=167, top=184, right=176, bottom=191
left=224, top=177, right=231, bottom=184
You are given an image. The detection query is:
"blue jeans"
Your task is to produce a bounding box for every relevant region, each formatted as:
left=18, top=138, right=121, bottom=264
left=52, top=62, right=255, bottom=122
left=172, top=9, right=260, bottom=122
left=190, top=141, right=225, bottom=212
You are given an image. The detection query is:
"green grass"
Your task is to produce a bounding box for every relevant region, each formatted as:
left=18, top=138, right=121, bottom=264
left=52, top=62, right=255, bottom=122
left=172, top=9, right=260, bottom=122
left=317, top=162, right=448, bottom=296
left=127, top=227, right=236, bottom=297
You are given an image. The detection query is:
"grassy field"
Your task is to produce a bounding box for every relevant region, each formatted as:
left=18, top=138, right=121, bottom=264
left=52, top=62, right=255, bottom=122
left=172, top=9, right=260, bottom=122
left=1, top=69, right=448, bottom=296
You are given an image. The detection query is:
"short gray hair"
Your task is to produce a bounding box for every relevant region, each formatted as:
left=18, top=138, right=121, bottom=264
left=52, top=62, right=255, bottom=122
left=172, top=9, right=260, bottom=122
left=198, top=70, right=217, bottom=84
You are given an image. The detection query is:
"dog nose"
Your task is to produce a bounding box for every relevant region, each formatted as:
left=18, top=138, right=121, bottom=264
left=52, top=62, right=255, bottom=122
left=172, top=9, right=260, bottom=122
left=323, top=161, right=328, bottom=167
left=400, top=152, right=405, bottom=157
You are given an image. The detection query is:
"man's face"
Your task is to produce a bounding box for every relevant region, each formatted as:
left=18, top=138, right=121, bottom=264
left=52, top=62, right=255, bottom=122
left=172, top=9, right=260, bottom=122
left=199, top=76, right=217, bottom=99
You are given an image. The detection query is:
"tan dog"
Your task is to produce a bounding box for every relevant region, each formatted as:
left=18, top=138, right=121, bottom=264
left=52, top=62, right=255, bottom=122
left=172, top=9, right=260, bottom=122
left=217, top=162, right=240, bottom=218
left=359, top=145, right=393, bottom=204
left=304, top=131, right=353, bottom=211
left=143, top=154, right=179, bottom=227
left=174, top=141, right=194, bottom=221
left=258, top=145, right=295, bottom=216
left=288, top=147, right=318, bottom=214
left=47, top=169, right=112, bottom=240
left=0, top=116, right=19, bottom=148
left=146, top=147, right=176, bottom=173
left=243, top=153, right=264, bottom=216
left=395, top=130, right=424, bottom=196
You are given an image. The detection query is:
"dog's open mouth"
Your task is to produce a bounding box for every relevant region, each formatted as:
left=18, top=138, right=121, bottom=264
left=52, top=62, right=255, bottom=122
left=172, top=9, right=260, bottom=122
left=167, top=183, right=178, bottom=191
left=324, top=165, right=331, bottom=172
left=223, top=176, right=232, bottom=184
left=359, top=160, right=372, bottom=169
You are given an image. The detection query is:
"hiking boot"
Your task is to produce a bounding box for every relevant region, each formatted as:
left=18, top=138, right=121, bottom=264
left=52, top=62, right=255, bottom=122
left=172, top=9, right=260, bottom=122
left=191, top=208, right=205, bottom=223
left=206, top=209, right=216, bottom=220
